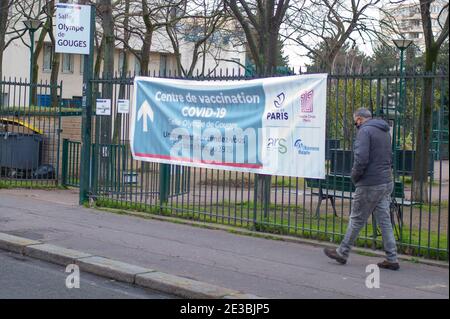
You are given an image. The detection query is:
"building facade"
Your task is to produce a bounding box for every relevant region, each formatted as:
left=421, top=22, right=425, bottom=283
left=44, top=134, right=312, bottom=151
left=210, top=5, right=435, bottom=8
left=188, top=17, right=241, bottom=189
left=380, top=0, right=448, bottom=52
left=1, top=5, right=246, bottom=102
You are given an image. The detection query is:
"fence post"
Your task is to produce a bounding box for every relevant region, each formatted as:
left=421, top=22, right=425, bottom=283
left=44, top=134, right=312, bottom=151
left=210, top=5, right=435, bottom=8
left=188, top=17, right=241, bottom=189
left=79, top=4, right=95, bottom=204
left=253, top=173, right=259, bottom=230
left=61, top=138, right=68, bottom=186
left=159, top=164, right=171, bottom=206
left=55, top=81, right=63, bottom=186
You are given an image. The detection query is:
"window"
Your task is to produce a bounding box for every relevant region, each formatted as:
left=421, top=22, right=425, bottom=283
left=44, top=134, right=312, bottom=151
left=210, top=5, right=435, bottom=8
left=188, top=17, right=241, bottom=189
left=43, top=43, right=52, bottom=72
left=160, top=55, right=167, bottom=76
left=61, top=54, right=74, bottom=73
left=432, top=5, right=441, bottom=13
left=134, top=57, right=141, bottom=75
left=80, top=55, right=84, bottom=74
left=118, top=51, right=125, bottom=75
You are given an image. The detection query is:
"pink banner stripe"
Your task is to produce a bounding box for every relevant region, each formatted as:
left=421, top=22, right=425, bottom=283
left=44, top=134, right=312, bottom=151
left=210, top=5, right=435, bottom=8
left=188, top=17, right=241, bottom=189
left=135, top=153, right=262, bottom=169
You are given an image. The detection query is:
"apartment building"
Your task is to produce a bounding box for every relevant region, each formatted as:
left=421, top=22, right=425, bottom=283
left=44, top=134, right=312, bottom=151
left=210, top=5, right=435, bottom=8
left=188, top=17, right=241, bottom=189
left=380, top=0, right=448, bottom=52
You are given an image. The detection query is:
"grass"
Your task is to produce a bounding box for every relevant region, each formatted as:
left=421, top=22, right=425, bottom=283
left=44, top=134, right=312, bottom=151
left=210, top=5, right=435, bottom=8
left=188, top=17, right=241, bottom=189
left=0, top=105, right=81, bottom=115
left=0, top=179, right=66, bottom=190
left=92, top=197, right=448, bottom=261
left=413, top=199, right=449, bottom=213
left=272, top=177, right=304, bottom=188
left=400, top=175, right=440, bottom=186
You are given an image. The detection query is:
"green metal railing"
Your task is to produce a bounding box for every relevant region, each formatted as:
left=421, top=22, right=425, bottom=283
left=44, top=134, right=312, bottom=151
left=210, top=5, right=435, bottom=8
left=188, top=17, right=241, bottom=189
left=57, top=69, right=450, bottom=261
left=62, top=139, right=81, bottom=187
left=0, top=78, right=62, bottom=188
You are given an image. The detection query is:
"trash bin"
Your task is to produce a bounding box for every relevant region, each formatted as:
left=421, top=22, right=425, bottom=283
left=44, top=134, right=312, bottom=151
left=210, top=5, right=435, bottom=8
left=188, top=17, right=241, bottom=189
left=0, top=132, right=43, bottom=171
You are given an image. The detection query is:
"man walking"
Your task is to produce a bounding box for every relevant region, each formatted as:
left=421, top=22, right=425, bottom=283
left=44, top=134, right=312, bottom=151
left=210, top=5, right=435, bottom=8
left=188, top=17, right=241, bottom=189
left=324, top=108, right=400, bottom=270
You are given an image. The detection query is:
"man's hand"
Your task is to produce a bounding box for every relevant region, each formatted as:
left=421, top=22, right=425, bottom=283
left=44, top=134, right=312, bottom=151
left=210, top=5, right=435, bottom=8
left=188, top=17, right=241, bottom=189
left=351, top=169, right=361, bottom=184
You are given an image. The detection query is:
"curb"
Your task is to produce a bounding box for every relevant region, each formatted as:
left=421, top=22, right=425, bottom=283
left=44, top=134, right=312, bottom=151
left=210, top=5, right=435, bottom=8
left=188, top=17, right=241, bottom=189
left=0, top=233, right=263, bottom=299
left=94, top=207, right=449, bottom=269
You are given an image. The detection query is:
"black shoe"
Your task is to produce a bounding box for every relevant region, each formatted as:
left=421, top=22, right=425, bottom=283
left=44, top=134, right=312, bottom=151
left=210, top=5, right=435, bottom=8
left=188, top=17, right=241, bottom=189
left=377, top=260, right=400, bottom=271
left=324, top=247, right=347, bottom=265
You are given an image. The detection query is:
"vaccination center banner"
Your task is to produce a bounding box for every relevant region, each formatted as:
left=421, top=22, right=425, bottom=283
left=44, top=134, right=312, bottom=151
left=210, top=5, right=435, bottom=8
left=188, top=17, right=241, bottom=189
left=130, top=74, right=327, bottom=179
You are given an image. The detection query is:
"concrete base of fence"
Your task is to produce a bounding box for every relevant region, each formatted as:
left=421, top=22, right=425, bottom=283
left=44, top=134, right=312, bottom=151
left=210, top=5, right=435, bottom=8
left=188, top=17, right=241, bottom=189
left=0, top=232, right=264, bottom=299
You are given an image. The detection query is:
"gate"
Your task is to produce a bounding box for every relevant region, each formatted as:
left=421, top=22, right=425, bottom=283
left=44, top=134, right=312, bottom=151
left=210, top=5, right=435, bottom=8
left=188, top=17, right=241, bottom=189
left=0, top=78, right=62, bottom=187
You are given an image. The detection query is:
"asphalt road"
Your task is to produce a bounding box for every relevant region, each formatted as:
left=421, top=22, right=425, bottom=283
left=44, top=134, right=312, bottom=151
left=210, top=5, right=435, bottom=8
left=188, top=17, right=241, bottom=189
left=0, top=250, right=175, bottom=299
left=0, top=189, right=448, bottom=298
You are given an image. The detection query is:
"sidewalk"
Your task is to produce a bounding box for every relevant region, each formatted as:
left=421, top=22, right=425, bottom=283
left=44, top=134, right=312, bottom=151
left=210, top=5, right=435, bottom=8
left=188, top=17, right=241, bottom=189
left=0, top=188, right=448, bottom=299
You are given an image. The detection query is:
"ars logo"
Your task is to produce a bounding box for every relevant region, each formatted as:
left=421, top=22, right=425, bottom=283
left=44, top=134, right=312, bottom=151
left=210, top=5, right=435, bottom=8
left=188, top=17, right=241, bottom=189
left=300, top=90, right=314, bottom=113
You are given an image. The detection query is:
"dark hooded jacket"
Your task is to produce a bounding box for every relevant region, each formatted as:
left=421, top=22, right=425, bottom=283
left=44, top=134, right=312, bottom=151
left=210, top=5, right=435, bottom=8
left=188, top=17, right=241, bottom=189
left=351, top=118, right=393, bottom=186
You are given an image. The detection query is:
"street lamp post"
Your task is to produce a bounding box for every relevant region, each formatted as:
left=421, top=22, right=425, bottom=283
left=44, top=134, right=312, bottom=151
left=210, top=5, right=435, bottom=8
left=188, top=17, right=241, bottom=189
left=393, top=39, right=413, bottom=150
left=23, top=18, right=43, bottom=107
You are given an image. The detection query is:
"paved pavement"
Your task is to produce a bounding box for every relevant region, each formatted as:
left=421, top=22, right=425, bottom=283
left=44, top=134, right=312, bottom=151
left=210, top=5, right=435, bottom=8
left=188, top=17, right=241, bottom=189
left=0, top=250, right=174, bottom=299
left=0, top=189, right=448, bottom=299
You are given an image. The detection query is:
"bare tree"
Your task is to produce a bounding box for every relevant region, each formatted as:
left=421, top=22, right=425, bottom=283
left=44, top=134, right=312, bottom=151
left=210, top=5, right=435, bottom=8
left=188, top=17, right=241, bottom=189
left=412, top=0, right=449, bottom=202
left=164, top=0, right=233, bottom=77
left=226, top=0, right=291, bottom=76
left=285, top=0, right=394, bottom=73
left=0, top=0, right=13, bottom=82
left=113, top=0, right=181, bottom=75
left=225, top=0, right=291, bottom=204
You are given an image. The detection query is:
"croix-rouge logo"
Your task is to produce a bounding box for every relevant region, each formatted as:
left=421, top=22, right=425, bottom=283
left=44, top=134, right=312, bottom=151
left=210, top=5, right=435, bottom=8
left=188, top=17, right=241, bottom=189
left=301, top=90, right=313, bottom=113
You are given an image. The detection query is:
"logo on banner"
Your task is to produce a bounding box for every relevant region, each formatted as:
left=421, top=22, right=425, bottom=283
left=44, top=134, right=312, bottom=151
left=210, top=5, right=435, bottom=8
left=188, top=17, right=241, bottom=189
left=300, top=90, right=314, bottom=112
left=267, top=92, right=288, bottom=120
left=294, top=138, right=319, bottom=155
left=274, top=92, right=285, bottom=108
left=267, top=137, right=287, bottom=154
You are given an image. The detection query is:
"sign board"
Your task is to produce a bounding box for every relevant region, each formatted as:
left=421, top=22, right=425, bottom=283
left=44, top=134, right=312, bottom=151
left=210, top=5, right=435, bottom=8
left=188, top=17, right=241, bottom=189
left=130, top=74, right=327, bottom=179
left=117, top=99, right=130, bottom=114
left=96, top=99, right=111, bottom=116
left=55, top=3, right=91, bottom=54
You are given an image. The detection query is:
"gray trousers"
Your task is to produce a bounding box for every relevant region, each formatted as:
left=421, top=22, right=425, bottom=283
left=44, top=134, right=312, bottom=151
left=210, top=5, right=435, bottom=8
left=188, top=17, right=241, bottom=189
left=337, top=182, right=398, bottom=263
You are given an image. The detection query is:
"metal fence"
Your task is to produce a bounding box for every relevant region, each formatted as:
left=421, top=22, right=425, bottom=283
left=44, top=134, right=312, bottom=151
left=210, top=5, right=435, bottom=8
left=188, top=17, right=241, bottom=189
left=60, top=70, right=448, bottom=260
left=0, top=78, right=63, bottom=188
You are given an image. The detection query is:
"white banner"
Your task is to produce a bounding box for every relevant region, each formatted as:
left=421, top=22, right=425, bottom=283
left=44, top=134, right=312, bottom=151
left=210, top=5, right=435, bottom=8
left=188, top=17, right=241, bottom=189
left=130, top=74, right=328, bottom=179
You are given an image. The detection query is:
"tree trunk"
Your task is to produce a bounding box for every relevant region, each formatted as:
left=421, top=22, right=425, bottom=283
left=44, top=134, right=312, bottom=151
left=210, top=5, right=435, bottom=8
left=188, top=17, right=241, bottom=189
left=99, top=0, right=114, bottom=145
left=49, top=0, right=60, bottom=108
left=112, top=0, right=130, bottom=144
left=50, top=53, right=60, bottom=107
left=31, top=19, right=49, bottom=106
left=412, top=47, right=438, bottom=203
left=256, top=24, right=279, bottom=203
left=140, top=32, right=152, bottom=76
left=0, top=0, right=8, bottom=83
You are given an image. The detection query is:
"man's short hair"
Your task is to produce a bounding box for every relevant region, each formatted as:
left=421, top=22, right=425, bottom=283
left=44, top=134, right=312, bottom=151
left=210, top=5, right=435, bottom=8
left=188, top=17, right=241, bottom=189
left=353, top=108, right=372, bottom=119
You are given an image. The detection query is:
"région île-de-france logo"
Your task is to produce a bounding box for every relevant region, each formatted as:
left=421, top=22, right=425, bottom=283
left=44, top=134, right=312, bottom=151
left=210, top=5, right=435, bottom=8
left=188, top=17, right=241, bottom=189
left=294, top=139, right=319, bottom=155
left=301, top=89, right=314, bottom=113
